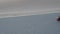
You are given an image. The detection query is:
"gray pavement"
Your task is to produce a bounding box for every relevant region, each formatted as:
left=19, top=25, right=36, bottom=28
left=0, top=13, right=60, bottom=34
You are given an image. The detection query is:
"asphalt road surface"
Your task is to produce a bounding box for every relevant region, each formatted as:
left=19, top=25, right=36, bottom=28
left=0, top=13, right=60, bottom=34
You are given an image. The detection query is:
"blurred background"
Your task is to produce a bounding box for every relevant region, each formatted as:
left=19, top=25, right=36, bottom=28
left=0, top=0, right=60, bottom=12
left=0, top=0, right=60, bottom=34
